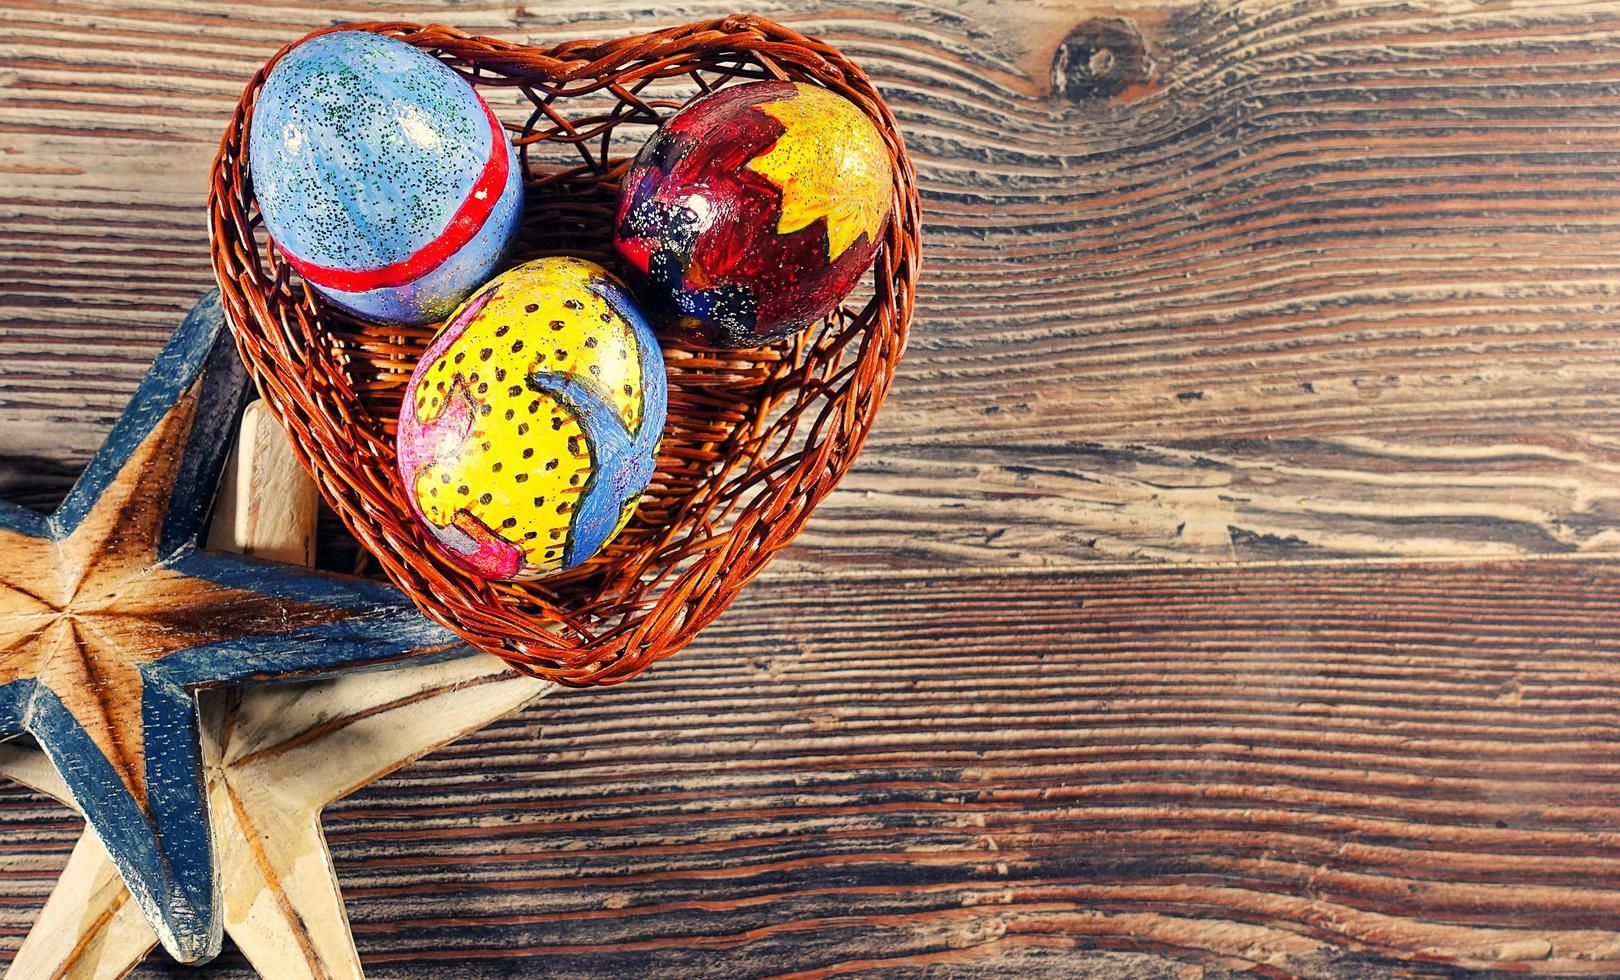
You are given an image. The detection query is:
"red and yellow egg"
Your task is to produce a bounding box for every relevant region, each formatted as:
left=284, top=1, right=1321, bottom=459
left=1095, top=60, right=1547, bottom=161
left=613, top=81, right=894, bottom=347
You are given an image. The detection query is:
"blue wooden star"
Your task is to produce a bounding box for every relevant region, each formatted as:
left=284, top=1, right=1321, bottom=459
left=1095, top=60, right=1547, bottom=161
left=0, top=293, right=458, bottom=963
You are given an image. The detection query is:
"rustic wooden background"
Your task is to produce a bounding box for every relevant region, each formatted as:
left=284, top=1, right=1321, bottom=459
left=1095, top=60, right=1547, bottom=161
left=5, top=0, right=1620, bottom=975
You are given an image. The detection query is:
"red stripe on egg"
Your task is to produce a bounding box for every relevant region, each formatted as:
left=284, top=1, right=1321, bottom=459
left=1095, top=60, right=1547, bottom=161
left=277, top=94, right=512, bottom=293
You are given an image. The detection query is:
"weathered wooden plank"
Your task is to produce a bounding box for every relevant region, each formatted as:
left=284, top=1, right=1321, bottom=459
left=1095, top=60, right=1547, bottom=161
left=2, top=560, right=1618, bottom=975
left=776, top=439, right=1620, bottom=571
left=9, top=0, right=1620, bottom=566
left=8, top=2, right=1620, bottom=975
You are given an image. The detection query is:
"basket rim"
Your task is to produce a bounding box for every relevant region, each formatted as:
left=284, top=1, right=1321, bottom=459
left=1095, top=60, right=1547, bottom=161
left=206, top=15, right=922, bottom=685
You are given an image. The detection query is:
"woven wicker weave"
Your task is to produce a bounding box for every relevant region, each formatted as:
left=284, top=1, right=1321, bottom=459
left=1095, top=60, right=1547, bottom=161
left=208, top=16, right=919, bottom=685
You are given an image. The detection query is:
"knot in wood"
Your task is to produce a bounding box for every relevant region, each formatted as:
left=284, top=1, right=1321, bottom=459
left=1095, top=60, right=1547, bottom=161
left=1052, top=17, right=1150, bottom=102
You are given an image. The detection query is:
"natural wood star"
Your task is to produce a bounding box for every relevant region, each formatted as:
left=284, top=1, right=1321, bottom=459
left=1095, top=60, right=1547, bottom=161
left=0, top=404, right=547, bottom=979
left=0, top=658, right=545, bottom=979
left=0, top=395, right=336, bottom=811
left=0, top=294, right=461, bottom=964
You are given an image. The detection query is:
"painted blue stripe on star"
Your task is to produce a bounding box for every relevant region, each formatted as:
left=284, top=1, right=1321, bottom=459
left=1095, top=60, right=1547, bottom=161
left=0, top=500, right=48, bottom=539
left=171, top=549, right=424, bottom=611
left=51, top=289, right=236, bottom=547
left=157, top=299, right=250, bottom=559
left=0, top=678, right=34, bottom=738
left=135, top=671, right=216, bottom=947
left=25, top=682, right=220, bottom=961
left=151, top=611, right=459, bottom=689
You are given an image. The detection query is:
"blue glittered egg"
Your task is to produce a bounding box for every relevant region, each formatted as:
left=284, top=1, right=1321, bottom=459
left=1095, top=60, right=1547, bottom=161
left=248, top=30, right=524, bottom=324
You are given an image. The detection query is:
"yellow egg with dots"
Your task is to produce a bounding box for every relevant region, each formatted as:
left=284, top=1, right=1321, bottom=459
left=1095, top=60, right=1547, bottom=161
left=396, top=257, right=668, bottom=580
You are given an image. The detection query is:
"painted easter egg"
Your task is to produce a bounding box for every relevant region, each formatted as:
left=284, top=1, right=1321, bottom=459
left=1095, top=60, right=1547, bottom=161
left=396, top=257, right=667, bottom=581
left=614, top=80, right=894, bottom=347
left=249, top=30, right=524, bottom=325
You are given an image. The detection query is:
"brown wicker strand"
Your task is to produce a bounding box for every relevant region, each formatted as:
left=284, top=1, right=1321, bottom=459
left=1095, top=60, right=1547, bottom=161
left=208, top=16, right=921, bottom=686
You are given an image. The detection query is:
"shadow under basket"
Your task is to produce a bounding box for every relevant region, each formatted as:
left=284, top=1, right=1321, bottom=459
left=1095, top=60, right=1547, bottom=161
left=207, top=16, right=921, bottom=685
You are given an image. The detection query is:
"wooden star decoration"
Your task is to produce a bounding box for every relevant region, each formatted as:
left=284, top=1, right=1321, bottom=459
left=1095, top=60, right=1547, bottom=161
left=1, top=388, right=548, bottom=978
left=0, top=293, right=469, bottom=964
left=0, top=654, right=545, bottom=978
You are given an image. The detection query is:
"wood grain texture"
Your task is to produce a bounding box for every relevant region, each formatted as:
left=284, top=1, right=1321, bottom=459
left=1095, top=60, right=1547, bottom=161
left=8, top=0, right=1620, bottom=567
left=205, top=400, right=317, bottom=567
left=1, top=562, right=1616, bottom=976
left=7, top=0, right=1620, bottom=976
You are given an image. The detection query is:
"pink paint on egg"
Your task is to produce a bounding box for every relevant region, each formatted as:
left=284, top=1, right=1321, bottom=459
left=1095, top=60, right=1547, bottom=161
left=394, top=258, right=668, bottom=582
left=395, top=288, right=525, bottom=579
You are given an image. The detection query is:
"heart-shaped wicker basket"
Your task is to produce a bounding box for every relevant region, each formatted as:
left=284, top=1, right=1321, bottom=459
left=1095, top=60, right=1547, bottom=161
left=208, top=17, right=919, bottom=685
